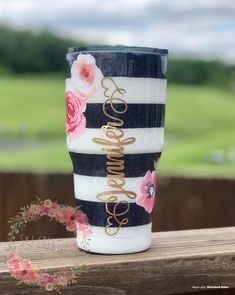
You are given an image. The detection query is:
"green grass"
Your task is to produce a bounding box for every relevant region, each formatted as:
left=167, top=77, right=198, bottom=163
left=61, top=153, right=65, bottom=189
left=0, top=75, right=234, bottom=176
left=0, top=74, right=65, bottom=139
left=160, top=84, right=235, bottom=176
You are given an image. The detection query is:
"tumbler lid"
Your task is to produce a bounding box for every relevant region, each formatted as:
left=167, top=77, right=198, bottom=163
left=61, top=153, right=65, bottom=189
left=67, top=45, right=168, bottom=55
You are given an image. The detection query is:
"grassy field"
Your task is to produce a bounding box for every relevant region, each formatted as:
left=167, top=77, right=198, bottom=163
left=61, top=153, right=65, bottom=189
left=0, top=75, right=234, bottom=176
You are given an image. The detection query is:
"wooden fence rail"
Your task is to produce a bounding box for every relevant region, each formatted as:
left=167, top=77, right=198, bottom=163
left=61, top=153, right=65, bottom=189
left=0, top=172, right=235, bottom=241
left=0, top=227, right=235, bottom=294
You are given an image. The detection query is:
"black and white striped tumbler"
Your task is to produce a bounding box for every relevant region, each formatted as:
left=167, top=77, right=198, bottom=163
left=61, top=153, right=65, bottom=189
left=66, top=46, right=168, bottom=254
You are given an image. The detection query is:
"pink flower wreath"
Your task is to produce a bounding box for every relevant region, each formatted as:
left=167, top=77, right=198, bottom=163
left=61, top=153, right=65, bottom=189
left=6, top=198, right=91, bottom=292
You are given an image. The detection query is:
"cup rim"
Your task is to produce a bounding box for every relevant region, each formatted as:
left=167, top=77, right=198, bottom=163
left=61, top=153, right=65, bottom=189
left=67, top=45, right=168, bottom=55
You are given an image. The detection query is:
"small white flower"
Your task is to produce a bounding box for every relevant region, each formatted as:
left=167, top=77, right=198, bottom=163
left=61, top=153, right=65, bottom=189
left=71, top=54, right=103, bottom=99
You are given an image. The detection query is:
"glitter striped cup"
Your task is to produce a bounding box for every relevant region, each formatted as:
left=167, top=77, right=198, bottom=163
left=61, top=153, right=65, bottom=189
left=65, top=46, right=168, bottom=254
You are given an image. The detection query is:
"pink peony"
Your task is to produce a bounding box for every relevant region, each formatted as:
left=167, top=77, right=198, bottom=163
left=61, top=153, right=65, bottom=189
left=7, top=255, right=39, bottom=283
left=56, top=207, right=77, bottom=232
left=71, top=54, right=103, bottom=98
left=56, top=207, right=89, bottom=234
left=66, top=91, right=86, bottom=139
left=136, top=170, right=157, bottom=214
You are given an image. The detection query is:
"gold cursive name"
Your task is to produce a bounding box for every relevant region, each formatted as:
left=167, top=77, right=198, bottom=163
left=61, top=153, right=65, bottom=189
left=92, top=77, right=136, bottom=236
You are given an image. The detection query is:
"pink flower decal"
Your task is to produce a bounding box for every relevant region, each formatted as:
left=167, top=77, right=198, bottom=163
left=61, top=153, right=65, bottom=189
left=25, top=199, right=91, bottom=238
left=136, top=170, right=157, bottom=214
left=8, top=198, right=91, bottom=245
left=65, top=54, right=103, bottom=140
left=7, top=254, right=39, bottom=283
left=66, top=91, right=86, bottom=139
left=7, top=198, right=91, bottom=291
left=6, top=253, right=82, bottom=292
left=57, top=206, right=89, bottom=235
left=71, top=54, right=103, bottom=98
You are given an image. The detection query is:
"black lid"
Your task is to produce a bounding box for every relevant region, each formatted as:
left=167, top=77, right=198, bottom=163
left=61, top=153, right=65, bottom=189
left=67, top=45, right=168, bottom=55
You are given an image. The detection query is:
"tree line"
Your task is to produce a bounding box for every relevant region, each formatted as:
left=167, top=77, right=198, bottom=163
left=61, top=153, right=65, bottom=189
left=0, top=25, right=83, bottom=73
left=0, top=25, right=234, bottom=88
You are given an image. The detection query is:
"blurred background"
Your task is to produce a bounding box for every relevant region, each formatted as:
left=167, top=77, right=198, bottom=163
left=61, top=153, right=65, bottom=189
left=0, top=0, right=235, bottom=241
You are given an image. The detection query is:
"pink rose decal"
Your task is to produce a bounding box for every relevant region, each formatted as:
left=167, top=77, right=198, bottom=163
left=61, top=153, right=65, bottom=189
left=65, top=54, right=103, bottom=140
left=136, top=170, right=157, bottom=214
left=66, top=91, right=86, bottom=139
left=71, top=54, right=103, bottom=98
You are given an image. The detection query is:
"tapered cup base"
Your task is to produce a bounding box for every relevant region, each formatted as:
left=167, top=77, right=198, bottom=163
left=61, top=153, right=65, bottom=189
left=76, top=223, right=152, bottom=254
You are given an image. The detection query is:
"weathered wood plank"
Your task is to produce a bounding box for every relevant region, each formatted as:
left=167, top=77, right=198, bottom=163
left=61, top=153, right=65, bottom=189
left=0, top=227, right=235, bottom=294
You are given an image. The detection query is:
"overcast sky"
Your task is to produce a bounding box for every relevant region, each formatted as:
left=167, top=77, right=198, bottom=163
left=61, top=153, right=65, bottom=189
left=0, top=0, right=235, bottom=62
